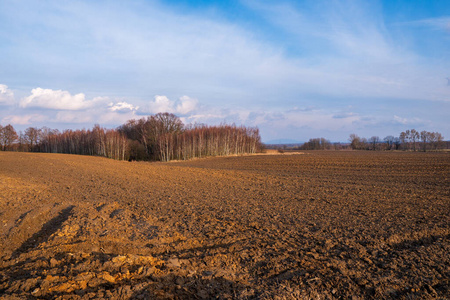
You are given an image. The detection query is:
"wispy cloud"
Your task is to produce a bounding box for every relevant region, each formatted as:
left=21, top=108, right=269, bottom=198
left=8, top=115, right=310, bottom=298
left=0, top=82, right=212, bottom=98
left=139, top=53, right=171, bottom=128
left=243, top=0, right=449, bottom=102
left=392, top=115, right=427, bottom=126
left=4, top=0, right=446, bottom=105
left=333, top=112, right=358, bottom=119
left=400, top=17, right=450, bottom=32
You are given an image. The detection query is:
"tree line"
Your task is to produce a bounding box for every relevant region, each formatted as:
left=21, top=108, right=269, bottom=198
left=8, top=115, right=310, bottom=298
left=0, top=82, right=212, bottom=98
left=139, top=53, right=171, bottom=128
left=348, top=129, right=445, bottom=151
left=0, top=112, right=262, bottom=161
left=272, top=129, right=446, bottom=151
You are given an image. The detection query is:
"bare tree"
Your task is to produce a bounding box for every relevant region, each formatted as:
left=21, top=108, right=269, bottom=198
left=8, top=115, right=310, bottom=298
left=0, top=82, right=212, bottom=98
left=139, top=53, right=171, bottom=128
left=434, top=132, right=444, bottom=150
left=0, top=124, right=18, bottom=151
left=410, top=129, right=419, bottom=151
left=149, top=113, right=184, bottom=161
left=399, top=131, right=408, bottom=150
left=349, top=134, right=361, bottom=150
left=153, top=112, right=184, bottom=134
left=361, top=137, right=368, bottom=150
left=24, top=127, right=41, bottom=151
left=369, top=136, right=380, bottom=151
left=393, top=137, right=401, bottom=150
left=420, top=131, right=430, bottom=151
left=17, top=131, right=28, bottom=152
left=383, top=135, right=395, bottom=150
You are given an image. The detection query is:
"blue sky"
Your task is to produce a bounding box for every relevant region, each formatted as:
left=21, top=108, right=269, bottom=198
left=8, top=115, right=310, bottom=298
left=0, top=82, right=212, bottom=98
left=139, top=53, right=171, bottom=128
left=0, top=0, right=449, bottom=143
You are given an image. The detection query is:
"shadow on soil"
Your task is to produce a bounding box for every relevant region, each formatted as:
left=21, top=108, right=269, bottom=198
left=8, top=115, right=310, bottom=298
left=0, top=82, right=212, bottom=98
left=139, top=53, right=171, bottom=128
left=12, top=205, right=75, bottom=258
left=391, top=233, right=449, bottom=251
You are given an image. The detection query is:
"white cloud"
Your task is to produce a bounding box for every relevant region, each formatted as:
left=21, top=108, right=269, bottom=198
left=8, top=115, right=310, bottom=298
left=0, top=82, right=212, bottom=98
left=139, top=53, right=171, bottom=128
left=3, top=86, right=140, bottom=126
left=147, top=95, right=199, bottom=115
left=176, top=96, right=198, bottom=114
left=148, top=95, right=174, bottom=114
left=108, top=101, right=138, bottom=112
left=0, top=84, right=14, bottom=105
left=20, top=88, right=104, bottom=110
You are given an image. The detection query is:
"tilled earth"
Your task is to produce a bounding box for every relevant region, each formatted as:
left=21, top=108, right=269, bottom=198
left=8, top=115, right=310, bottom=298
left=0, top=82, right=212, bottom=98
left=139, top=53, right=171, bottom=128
left=0, top=151, right=449, bottom=299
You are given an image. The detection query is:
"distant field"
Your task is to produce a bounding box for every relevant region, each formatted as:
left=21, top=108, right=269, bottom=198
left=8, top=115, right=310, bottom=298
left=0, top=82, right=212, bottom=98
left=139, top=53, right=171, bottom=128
left=0, top=151, right=449, bottom=299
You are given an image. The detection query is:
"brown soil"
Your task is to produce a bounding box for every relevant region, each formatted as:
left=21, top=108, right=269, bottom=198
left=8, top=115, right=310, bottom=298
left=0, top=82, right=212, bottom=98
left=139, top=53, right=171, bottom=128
left=0, top=151, right=449, bottom=299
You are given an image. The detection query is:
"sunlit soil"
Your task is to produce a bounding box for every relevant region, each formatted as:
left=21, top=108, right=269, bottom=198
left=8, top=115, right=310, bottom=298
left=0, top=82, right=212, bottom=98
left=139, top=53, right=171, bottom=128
left=0, top=151, right=449, bottom=299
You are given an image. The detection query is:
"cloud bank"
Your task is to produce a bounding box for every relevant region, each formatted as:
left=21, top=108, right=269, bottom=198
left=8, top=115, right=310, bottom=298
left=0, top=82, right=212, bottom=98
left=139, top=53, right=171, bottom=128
left=0, top=82, right=448, bottom=142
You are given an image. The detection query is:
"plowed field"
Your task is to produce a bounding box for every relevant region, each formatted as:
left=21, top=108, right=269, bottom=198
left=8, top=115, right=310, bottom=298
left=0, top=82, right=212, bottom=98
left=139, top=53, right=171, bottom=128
left=0, top=151, right=449, bottom=299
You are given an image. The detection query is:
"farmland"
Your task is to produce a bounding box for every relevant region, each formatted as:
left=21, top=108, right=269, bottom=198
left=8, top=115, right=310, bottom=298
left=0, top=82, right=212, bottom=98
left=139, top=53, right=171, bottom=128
left=0, top=151, right=449, bottom=299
